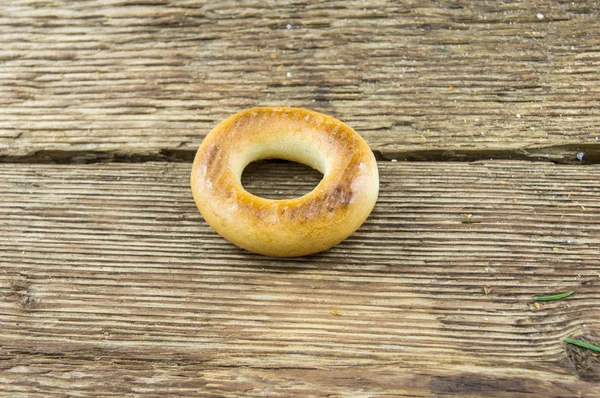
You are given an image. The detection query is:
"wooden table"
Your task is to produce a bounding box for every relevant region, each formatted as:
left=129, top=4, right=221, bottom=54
left=1, top=1, right=599, bottom=396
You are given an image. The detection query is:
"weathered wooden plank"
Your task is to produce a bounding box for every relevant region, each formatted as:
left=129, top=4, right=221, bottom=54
left=1, top=161, right=599, bottom=396
left=1, top=1, right=599, bottom=163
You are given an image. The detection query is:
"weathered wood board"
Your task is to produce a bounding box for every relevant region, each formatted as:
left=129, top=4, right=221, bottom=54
left=2, top=0, right=600, bottom=396
left=1, top=161, right=599, bottom=396
left=1, top=1, right=599, bottom=163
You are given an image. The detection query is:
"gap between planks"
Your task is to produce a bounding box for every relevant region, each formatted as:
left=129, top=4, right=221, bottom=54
left=1, top=144, right=599, bottom=165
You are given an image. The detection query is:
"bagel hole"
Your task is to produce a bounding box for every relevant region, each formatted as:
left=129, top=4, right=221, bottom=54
left=241, top=159, right=324, bottom=200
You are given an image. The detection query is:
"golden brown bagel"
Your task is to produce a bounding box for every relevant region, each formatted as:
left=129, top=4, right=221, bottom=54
left=190, top=107, right=379, bottom=257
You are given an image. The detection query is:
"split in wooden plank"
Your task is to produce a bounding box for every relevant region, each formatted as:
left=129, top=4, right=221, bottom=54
left=0, top=1, right=600, bottom=162
left=0, top=160, right=599, bottom=396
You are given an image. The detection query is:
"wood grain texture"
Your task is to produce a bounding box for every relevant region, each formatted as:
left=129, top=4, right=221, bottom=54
left=0, top=0, right=599, bottom=163
left=1, top=161, right=599, bottom=396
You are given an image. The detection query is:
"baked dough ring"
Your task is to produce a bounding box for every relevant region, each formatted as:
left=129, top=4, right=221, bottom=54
left=191, top=107, right=379, bottom=257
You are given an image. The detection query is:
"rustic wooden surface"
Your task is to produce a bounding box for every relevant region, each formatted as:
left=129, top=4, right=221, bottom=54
left=0, top=0, right=599, bottom=163
left=1, top=162, right=599, bottom=396
left=1, top=0, right=600, bottom=397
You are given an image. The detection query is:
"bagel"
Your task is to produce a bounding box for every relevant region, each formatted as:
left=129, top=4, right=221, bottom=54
left=190, top=107, right=379, bottom=257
